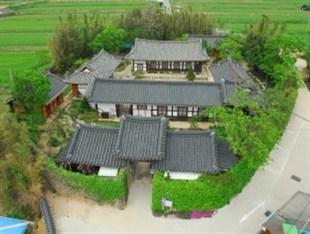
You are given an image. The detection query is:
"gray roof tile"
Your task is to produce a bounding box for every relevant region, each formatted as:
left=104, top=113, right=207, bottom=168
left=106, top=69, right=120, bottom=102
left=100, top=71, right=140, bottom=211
left=151, top=131, right=237, bottom=173
left=188, top=34, right=226, bottom=48
left=57, top=116, right=237, bottom=173
left=40, top=197, right=56, bottom=234
left=57, top=124, right=127, bottom=168
left=114, top=115, right=167, bottom=160
left=151, top=131, right=219, bottom=173
left=66, top=49, right=121, bottom=84
left=210, top=58, right=254, bottom=87
left=126, top=38, right=209, bottom=61
left=86, top=79, right=231, bottom=107
left=46, top=73, right=67, bottom=104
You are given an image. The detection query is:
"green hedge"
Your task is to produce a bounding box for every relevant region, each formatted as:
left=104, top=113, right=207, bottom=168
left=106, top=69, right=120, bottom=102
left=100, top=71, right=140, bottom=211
left=48, top=160, right=127, bottom=203
left=152, top=88, right=297, bottom=212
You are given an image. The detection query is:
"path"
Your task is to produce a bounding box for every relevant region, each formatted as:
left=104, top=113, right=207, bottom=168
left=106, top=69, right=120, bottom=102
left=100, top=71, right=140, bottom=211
left=49, top=87, right=310, bottom=234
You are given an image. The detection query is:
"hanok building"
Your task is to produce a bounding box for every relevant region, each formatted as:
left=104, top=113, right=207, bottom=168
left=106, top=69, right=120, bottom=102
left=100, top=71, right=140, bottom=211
left=66, top=49, right=121, bottom=97
left=188, top=34, right=226, bottom=49
left=42, top=73, right=67, bottom=118
left=126, top=38, right=209, bottom=72
left=85, top=78, right=236, bottom=119
left=209, top=58, right=256, bottom=89
left=58, top=115, right=237, bottom=180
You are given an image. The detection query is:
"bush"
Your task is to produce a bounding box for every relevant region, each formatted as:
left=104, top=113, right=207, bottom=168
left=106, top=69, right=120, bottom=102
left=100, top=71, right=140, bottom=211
left=48, top=136, right=61, bottom=147
left=186, top=69, right=196, bottom=81
left=48, top=160, right=127, bottom=203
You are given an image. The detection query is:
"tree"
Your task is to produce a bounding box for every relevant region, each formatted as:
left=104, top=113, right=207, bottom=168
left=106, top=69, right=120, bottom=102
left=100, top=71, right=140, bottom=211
left=258, top=35, right=303, bottom=87
left=49, top=13, right=103, bottom=73
left=0, top=100, right=44, bottom=220
left=119, top=5, right=217, bottom=42
left=12, top=70, right=50, bottom=116
left=49, top=14, right=82, bottom=73
left=90, top=25, right=127, bottom=53
left=242, top=15, right=286, bottom=66
left=186, top=68, right=196, bottom=81
left=218, top=33, right=244, bottom=61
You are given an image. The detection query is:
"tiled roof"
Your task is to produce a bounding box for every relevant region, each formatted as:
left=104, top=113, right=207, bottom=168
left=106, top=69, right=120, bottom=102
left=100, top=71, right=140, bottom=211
left=210, top=58, right=255, bottom=87
left=46, top=73, right=67, bottom=104
left=151, top=131, right=236, bottom=173
left=57, top=116, right=237, bottom=173
left=126, top=38, right=209, bottom=61
left=216, top=138, right=238, bottom=170
left=57, top=124, right=127, bottom=168
left=66, top=49, right=121, bottom=84
left=188, top=34, right=226, bottom=48
left=86, top=79, right=235, bottom=107
left=114, top=115, right=167, bottom=161
left=40, top=197, right=56, bottom=234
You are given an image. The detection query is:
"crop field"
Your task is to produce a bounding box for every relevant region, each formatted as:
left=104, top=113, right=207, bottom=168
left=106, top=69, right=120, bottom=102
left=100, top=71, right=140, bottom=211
left=0, top=0, right=309, bottom=87
left=0, top=0, right=146, bottom=87
left=173, top=0, right=310, bottom=43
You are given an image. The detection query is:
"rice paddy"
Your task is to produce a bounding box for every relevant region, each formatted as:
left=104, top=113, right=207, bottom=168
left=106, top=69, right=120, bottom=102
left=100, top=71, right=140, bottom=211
left=0, top=0, right=309, bottom=87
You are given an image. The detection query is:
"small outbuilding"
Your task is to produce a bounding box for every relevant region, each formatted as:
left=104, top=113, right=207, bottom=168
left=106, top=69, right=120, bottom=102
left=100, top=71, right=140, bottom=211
left=42, top=73, right=67, bottom=118
left=66, top=49, right=121, bottom=97
left=209, top=58, right=257, bottom=90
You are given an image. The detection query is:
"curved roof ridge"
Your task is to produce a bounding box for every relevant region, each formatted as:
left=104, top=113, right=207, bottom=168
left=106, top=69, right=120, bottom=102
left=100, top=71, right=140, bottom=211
left=167, top=130, right=213, bottom=135
left=135, top=37, right=202, bottom=44
left=94, top=78, right=222, bottom=87
left=78, top=123, right=119, bottom=132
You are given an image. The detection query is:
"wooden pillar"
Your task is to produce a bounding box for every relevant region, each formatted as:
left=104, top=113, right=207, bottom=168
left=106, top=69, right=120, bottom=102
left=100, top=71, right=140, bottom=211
left=72, top=84, right=79, bottom=97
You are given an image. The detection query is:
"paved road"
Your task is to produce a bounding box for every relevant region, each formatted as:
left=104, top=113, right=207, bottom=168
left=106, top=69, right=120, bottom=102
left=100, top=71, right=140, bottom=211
left=50, top=87, right=310, bottom=234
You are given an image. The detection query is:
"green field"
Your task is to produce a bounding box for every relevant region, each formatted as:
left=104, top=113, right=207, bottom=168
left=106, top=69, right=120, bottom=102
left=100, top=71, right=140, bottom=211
left=173, top=0, right=310, bottom=42
left=0, top=0, right=309, bottom=87
left=0, top=0, right=146, bottom=87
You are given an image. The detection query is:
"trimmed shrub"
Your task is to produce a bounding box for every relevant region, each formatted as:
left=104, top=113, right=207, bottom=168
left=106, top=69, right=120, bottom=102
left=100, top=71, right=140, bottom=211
left=48, top=160, right=127, bottom=203
left=186, top=69, right=196, bottom=81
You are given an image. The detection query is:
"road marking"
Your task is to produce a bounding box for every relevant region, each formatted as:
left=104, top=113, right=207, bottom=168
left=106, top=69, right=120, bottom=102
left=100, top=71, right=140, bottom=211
left=239, top=200, right=265, bottom=223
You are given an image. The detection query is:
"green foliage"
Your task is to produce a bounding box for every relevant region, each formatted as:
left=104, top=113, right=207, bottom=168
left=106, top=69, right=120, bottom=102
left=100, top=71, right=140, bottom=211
left=48, top=136, right=61, bottom=147
left=120, top=6, right=217, bottom=41
left=152, top=88, right=297, bottom=212
left=48, top=160, right=127, bottom=203
left=259, top=35, right=304, bottom=88
left=218, top=33, right=244, bottom=61
left=68, top=98, right=94, bottom=121
left=189, top=115, right=199, bottom=129
left=34, top=49, right=51, bottom=69
left=186, top=68, right=196, bottom=81
left=242, top=15, right=286, bottom=66
left=176, top=34, right=188, bottom=41
left=90, top=25, right=127, bottom=53
left=49, top=13, right=103, bottom=73
left=0, top=100, right=44, bottom=220
left=12, top=69, right=50, bottom=112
